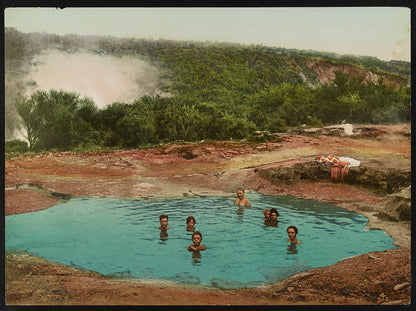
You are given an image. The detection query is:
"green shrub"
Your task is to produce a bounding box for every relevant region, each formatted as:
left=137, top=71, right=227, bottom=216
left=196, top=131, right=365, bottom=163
left=5, top=139, right=28, bottom=153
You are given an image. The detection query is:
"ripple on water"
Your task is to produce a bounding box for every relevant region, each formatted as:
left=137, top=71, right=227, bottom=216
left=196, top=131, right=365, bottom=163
left=5, top=192, right=396, bottom=288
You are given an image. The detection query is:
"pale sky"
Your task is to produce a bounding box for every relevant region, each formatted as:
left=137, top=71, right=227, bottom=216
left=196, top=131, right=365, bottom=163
left=4, top=7, right=411, bottom=61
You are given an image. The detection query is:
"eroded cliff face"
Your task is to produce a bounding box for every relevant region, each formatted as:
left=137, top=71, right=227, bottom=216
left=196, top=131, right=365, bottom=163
left=380, top=186, right=411, bottom=222
left=291, top=58, right=410, bottom=87
left=257, top=161, right=410, bottom=193
left=256, top=161, right=411, bottom=222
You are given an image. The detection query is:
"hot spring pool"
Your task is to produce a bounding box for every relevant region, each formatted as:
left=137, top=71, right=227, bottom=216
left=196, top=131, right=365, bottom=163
left=6, top=192, right=396, bottom=289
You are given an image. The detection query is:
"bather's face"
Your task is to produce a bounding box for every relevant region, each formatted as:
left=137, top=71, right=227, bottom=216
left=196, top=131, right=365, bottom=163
left=160, top=218, right=168, bottom=228
left=187, top=219, right=195, bottom=227
left=270, top=213, right=278, bottom=221
left=192, top=234, right=202, bottom=246
left=236, top=190, right=245, bottom=199
left=287, top=228, right=296, bottom=240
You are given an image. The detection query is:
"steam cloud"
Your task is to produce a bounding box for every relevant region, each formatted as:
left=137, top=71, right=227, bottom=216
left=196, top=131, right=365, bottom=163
left=26, top=49, right=166, bottom=108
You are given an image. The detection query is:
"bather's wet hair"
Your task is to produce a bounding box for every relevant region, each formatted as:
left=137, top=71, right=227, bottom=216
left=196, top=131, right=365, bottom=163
left=192, top=231, right=202, bottom=240
left=159, top=214, right=168, bottom=221
left=287, top=225, right=298, bottom=234
left=186, top=215, right=196, bottom=224
left=236, top=188, right=245, bottom=192
left=270, top=208, right=280, bottom=217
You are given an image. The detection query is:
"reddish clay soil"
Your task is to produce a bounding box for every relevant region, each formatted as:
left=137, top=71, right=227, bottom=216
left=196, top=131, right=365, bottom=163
left=5, top=123, right=411, bottom=306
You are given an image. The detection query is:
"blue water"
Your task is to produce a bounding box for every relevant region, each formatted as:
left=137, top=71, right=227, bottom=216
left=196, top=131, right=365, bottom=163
left=5, top=192, right=395, bottom=289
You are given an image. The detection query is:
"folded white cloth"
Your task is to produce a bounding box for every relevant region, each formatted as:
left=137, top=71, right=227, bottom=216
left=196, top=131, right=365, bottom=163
left=339, top=157, right=360, bottom=167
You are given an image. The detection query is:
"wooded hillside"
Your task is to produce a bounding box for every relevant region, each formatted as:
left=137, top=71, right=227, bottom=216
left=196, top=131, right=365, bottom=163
left=5, top=27, right=411, bottom=152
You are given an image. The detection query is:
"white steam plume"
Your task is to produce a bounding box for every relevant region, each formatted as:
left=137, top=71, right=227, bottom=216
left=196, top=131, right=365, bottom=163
left=27, top=49, right=167, bottom=108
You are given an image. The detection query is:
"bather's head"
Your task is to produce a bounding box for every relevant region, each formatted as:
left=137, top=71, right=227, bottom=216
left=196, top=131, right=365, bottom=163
left=192, top=231, right=203, bottom=246
left=159, top=214, right=168, bottom=229
left=186, top=215, right=196, bottom=227
left=263, top=209, right=270, bottom=220
left=270, top=208, right=279, bottom=221
left=287, top=226, right=298, bottom=241
left=236, top=188, right=246, bottom=199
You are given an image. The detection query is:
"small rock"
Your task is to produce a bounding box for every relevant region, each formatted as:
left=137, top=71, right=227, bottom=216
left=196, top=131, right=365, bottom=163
left=287, top=287, right=294, bottom=292
left=393, top=282, right=409, bottom=291
left=137, top=183, right=154, bottom=188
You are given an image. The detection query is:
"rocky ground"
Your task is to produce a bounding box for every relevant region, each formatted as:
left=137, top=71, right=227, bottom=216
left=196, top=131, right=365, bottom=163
left=5, top=123, right=412, bottom=306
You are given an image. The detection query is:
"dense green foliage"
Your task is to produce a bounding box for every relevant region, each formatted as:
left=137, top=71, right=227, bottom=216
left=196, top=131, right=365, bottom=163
left=5, top=27, right=411, bottom=152
left=16, top=90, right=99, bottom=150
left=5, top=139, right=29, bottom=153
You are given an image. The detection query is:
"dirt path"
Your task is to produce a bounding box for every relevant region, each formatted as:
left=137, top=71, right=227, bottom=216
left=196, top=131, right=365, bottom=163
left=5, top=123, right=411, bottom=305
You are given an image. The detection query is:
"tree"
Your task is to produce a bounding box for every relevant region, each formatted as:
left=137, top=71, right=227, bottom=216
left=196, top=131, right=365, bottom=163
left=337, top=91, right=368, bottom=122
left=333, top=70, right=349, bottom=91
left=15, top=96, right=40, bottom=149
left=115, top=112, right=157, bottom=147
left=15, top=90, right=99, bottom=150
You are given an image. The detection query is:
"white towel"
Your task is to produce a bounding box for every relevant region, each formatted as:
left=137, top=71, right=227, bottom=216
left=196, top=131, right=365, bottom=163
left=339, top=157, right=360, bottom=167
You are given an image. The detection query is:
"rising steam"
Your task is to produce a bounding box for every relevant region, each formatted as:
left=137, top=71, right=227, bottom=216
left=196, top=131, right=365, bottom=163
left=27, top=49, right=166, bottom=108
left=6, top=48, right=168, bottom=140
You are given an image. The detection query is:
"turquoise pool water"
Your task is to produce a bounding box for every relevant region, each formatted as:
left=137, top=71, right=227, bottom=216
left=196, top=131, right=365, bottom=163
left=5, top=192, right=396, bottom=289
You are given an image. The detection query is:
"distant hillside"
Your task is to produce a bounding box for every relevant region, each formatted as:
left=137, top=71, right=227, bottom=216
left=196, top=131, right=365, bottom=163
left=5, top=27, right=410, bottom=151
left=5, top=27, right=410, bottom=90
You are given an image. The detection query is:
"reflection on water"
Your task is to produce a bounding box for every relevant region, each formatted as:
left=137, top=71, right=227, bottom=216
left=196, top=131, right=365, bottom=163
left=264, top=220, right=279, bottom=227
left=236, top=206, right=246, bottom=223
left=191, top=250, right=202, bottom=265
left=159, top=229, right=168, bottom=242
left=236, top=206, right=252, bottom=220
left=236, top=206, right=246, bottom=215
left=287, top=244, right=298, bottom=255
left=186, top=226, right=195, bottom=232
left=5, top=194, right=396, bottom=288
